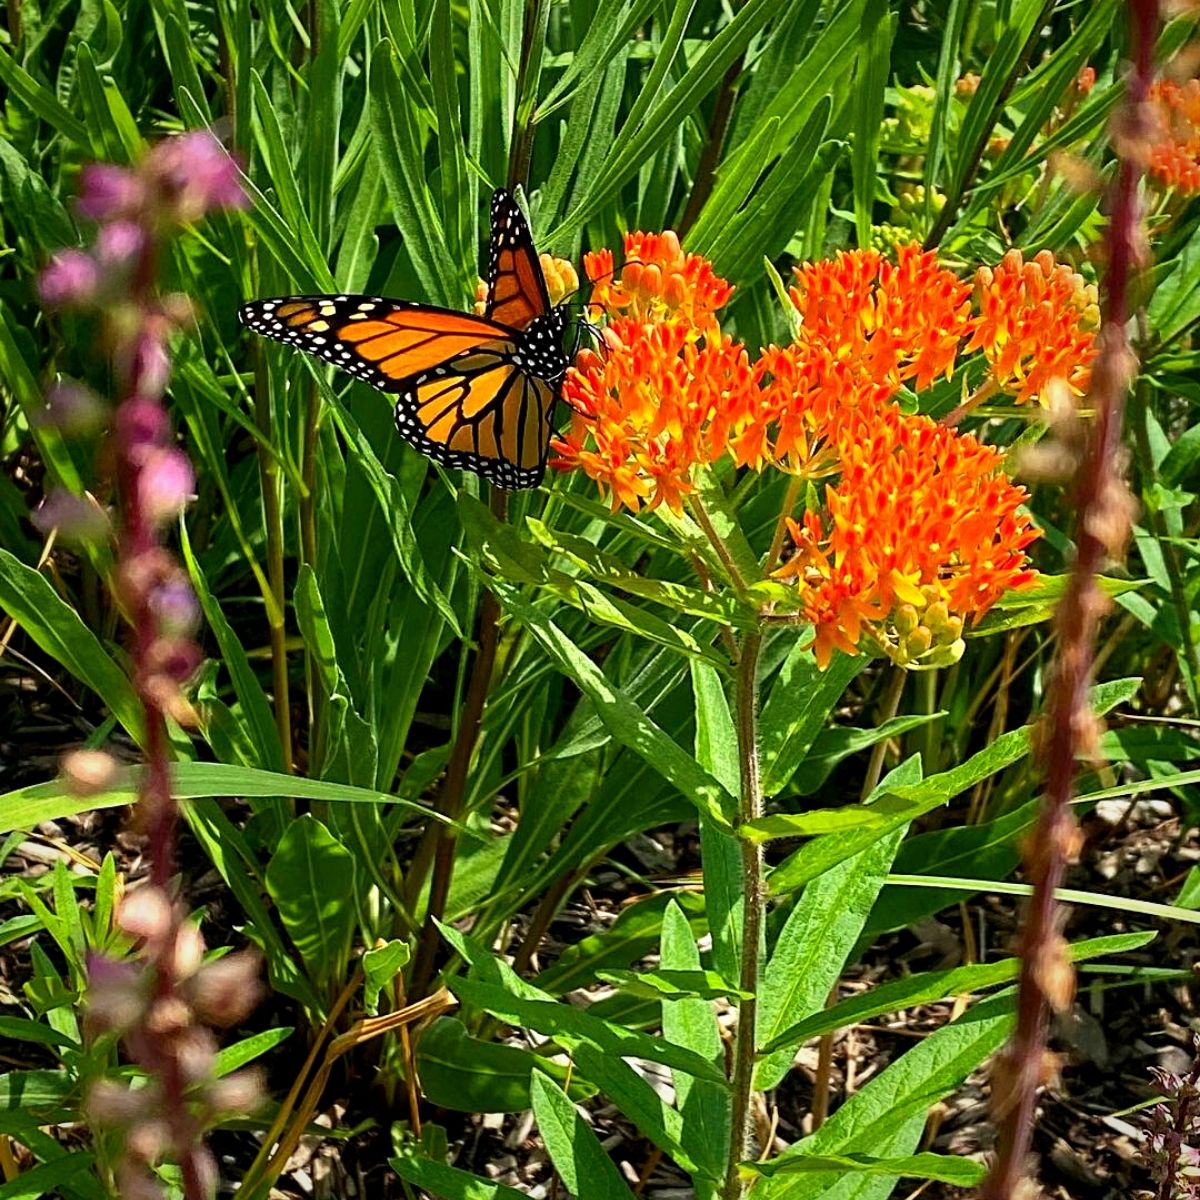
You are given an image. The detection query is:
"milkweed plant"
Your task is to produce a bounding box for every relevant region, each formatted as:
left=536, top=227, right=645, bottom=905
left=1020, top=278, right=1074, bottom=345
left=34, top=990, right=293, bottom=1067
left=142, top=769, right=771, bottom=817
left=2, top=0, right=1200, bottom=1199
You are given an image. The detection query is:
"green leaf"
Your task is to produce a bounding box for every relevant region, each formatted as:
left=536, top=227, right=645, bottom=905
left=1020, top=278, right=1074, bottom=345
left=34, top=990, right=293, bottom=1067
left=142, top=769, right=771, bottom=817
left=1150, top=222, right=1200, bottom=348
left=0, top=550, right=144, bottom=748
left=660, top=899, right=729, bottom=1186
left=760, top=931, right=1156, bottom=1053
left=0, top=761, right=446, bottom=834
left=851, top=0, right=893, bottom=248
left=759, top=646, right=863, bottom=797
left=215, top=1027, right=294, bottom=1076
left=741, top=807, right=892, bottom=842
left=553, top=0, right=781, bottom=238
left=597, top=969, right=752, bottom=1001
left=492, top=583, right=734, bottom=828
left=181, top=524, right=282, bottom=772
left=0, top=1154, right=95, bottom=1199
left=450, top=977, right=729, bottom=1086
left=416, top=1017, right=595, bottom=1113
left=530, top=1073, right=638, bottom=1200
left=265, top=816, right=357, bottom=984
left=0, top=1018, right=77, bottom=1050
left=363, top=940, right=411, bottom=1013
left=755, top=758, right=921, bottom=1091
left=0, top=49, right=90, bottom=146
left=391, top=1151, right=530, bottom=1200
left=754, top=993, right=1015, bottom=1199
left=745, top=1151, right=985, bottom=1186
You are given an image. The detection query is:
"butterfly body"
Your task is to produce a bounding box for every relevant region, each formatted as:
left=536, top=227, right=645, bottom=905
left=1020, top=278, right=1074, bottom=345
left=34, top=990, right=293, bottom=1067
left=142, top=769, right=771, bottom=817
left=238, top=190, right=568, bottom=489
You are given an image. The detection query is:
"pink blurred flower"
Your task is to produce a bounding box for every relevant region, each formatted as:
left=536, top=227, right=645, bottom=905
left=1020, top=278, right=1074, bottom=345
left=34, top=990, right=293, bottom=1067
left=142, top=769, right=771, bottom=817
left=76, top=163, right=145, bottom=222
left=31, top=489, right=111, bottom=542
left=39, top=250, right=99, bottom=307
left=139, top=447, right=195, bottom=524
left=37, top=379, right=106, bottom=435
left=96, top=220, right=148, bottom=268
left=148, top=130, right=249, bottom=221
left=148, top=578, right=200, bottom=637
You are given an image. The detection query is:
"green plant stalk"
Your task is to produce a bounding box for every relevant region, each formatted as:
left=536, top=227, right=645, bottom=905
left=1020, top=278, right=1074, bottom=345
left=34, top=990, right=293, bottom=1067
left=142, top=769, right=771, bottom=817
left=1131, top=377, right=1200, bottom=710
left=300, top=379, right=324, bottom=760
left=507, top=0, right=551, bottom=193
left=723, top=628, right=763, bottom=1200
left=252, top=345, right=293, bottom=773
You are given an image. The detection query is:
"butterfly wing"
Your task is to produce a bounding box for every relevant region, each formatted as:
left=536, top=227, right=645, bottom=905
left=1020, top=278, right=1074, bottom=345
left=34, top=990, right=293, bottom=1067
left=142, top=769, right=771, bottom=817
left=238, top=295, right=513, bottom=391
left=238, top=293, right=558, bottom=489
left=484, top=189, right=552, bottom=331
left=396, top=345, right=558, bottom=489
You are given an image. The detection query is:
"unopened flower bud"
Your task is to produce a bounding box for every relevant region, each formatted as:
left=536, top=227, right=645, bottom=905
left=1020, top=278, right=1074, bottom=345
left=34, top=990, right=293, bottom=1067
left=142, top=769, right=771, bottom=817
left=893, top=604, right=920, bottom=636
left=904, top=625, right=932, bottom=658
left=86, top=953, right=148, bottom=1033
left=145, top=996, right=192, bottom=1039
left=115, top=397, right=171, bottom=452
left=96, top=220, right=148, bottom=269
left=87, top=1079, right=156, bottom=1126
left=117, top=887, right=173, bottom=945
left=116, top=1163, right=167, bottom=1200
left=76, top=163, right=145, bottom=221
left=186, top=950, right=262, bottom=1027
left=207, top=1067, right=265, bottom=1117
left=148, top=130, right=249, bottom=221
left=31, top=489, right=110, bottom=543
left=139, top=448, right=195, bottom=525
left=38, top=380, right=106, bottom=435
left=61, top=749, right=119, bottom=797
left=39, top=249, right=100, bottom=307
left=126, top=1119, right=172, bottom=1164
left=149, top=578, right=200, bottom=638
left=174, top=1026, right=217, bottom=1083
left=172, top=921, right=206, bottom=980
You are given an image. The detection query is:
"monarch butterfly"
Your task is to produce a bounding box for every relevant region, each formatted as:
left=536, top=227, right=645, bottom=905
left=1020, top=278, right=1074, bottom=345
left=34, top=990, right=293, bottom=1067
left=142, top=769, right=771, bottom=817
left=238, top=189, right=569, bottom=489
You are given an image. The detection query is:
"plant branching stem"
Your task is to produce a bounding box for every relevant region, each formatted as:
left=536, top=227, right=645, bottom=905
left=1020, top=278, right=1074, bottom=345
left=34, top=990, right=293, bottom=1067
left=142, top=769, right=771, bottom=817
left=723, top=630, right=763, bottom=1200
left=981, top=3, right=1157, bottom=1193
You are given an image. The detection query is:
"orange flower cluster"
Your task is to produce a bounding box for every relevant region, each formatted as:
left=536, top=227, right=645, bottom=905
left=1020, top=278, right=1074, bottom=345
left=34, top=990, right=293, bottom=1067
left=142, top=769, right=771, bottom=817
left=553, top=236, right=751, bottom=513
left=1147, top=79, right=1200, bottom=195
left=774, top=408, right=1040, bottom=669
left=968, top=249, right=1099, bottom=406
left=553, top=234, right=1068, bottom=666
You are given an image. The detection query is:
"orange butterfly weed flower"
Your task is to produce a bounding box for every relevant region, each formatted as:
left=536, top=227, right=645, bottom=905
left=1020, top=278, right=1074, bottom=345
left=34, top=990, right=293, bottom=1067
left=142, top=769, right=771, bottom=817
left=774, top=407, right=1040, bottom=669
left=553, top=235, right=751, bottom=513
left=788, top=244, right=974, bottom=393
left=1147, top=79, right=1200, bottom=195
left=967, top=248, right=1098, bottom=406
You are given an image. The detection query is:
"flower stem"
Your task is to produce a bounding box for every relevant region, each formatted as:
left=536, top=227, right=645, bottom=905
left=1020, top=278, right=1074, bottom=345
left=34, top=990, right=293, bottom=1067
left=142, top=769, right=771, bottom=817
left=981, top=3, right=1157, bottom=1193
left=723, top=629, right=763, bottom=1200
left=689, top=493, right=748, bottom=595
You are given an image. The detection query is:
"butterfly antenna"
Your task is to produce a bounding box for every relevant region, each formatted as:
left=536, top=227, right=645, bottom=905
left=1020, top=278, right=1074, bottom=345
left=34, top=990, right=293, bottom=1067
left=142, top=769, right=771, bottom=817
left=557, top=257, right=647, bottom=314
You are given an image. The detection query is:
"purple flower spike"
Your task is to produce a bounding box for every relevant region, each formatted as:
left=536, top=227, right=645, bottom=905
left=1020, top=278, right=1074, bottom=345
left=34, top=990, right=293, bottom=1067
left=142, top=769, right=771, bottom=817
left=39, top=249, right=100, bottom=307
left=96, top=220, right=148, bottom=268
left=76, top=163, right=144, bottom=222
left=150, top=130, right=249, bottom=221
left=140, top=447, right=195, bottom=525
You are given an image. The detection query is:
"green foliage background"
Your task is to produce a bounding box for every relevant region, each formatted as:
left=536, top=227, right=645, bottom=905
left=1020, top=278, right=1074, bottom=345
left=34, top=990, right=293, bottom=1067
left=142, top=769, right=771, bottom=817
left=2, top=0, right=1200, bottom=1196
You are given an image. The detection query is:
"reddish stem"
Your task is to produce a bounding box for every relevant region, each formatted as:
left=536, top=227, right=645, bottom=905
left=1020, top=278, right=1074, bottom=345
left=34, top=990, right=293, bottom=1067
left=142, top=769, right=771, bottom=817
left=981, top=3, right=1158, bottom=1196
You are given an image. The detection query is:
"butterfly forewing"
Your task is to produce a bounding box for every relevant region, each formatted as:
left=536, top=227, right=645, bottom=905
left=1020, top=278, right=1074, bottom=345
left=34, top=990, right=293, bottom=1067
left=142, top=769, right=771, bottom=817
left=484, top=190, right=552, bottom=331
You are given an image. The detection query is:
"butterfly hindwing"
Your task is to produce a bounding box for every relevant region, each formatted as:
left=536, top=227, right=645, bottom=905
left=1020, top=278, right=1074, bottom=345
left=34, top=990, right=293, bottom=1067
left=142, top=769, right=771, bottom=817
left=485, top=189, right=552, bottom=331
